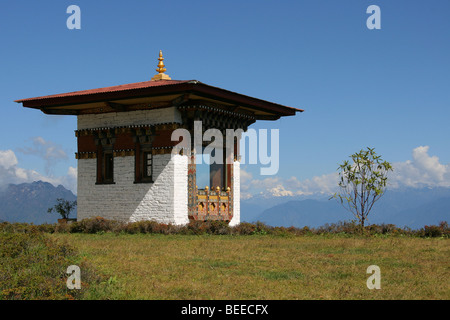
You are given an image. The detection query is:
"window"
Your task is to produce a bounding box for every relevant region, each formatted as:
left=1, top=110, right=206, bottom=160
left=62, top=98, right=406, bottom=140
left=142, top=151, right=153, bottom=181
left=196, top=153, right=210, bottom=189
left=196, top=147, right=229, bottom=191
left=135, top=148, right=153, bottom=183
left=97, top=150, right=114, bottom=184
left=103, top=153, right=114, bottom=183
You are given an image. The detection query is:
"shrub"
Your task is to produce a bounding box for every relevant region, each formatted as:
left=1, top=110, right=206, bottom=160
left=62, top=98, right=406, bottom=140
left=0, top=229, right=103, bottom=300
left=1, top=218, right=447, bottom=238
left=423, top=225, right=442, bottom=237
left=365, top=223, right=398, bottom=235
left=315, top=220, right=362, bottom=235
left=133, top=220, right=159, bottom=233
left=54, top=222, right=71, bottom=233
left=68, top=221, right=83, bottom=233
left=252, top=221, right=271, bottom=235
left=36, top=223, right=56, bottom=234
left=230, top=222, right=256, bottom=235
left=77, top=217, right=112, bottom=234
left=119, top=220, right=180, bottom=235
left=185, top=220, right=210, bottom=235
left=420, top=222, right=449, bottom=238
left=206, top=220, right=232, bottom=235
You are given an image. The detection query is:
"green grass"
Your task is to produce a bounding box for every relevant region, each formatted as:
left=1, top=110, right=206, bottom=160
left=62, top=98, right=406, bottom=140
left=0, top=231, right=100, bottom=300
left=49, top=233, right=449, bottom=300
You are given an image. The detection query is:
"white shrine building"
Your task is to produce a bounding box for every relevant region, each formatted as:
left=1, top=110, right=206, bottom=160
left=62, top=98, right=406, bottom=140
left=15, top=51, right=302, bottom=226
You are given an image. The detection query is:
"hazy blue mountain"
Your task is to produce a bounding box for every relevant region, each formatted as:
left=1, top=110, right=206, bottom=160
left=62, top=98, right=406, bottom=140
left=255, top=199, right=348, bottom=228
left=0, top=181, right=77, bottom=224
left=362, top=187, right=450, bottom=228
left=243, top=187, right=450, bottom=229
left=240, top=192, right=329, bottom=223
left=385, top=197, right=450, bottom=229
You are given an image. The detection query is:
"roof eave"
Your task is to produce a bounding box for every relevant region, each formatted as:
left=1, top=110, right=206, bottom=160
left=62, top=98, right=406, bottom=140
left=15, top=81, right=304, bottom=117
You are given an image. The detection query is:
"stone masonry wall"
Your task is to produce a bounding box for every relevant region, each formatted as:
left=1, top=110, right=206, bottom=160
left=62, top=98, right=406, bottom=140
left=77, top=154, right=189, bottom=224
left=77, top=108, right=188, bottom=224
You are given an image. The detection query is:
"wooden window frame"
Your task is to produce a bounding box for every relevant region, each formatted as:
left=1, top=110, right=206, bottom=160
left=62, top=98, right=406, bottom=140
left=134, top=143, right=153, bottom=184
left=141, top=150, right=153, bottom=183
left=96, top=146, right=115, bottom=185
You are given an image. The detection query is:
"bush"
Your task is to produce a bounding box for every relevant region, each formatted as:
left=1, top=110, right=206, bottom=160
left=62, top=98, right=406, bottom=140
left=420, top=222, right=449, bottom=238
left=124, top=220, right=157, bottom=234
left=1, top=218, right=448, bottom=238
left=78, top=217, right=109, bottom=234
left=183, top=220, right=208, bottom=235
left=180, top=220, right=228, bottom=235
left=0, top=229, right=103, bottom=300
left=73, top=217, right=124, bottom=234
left=423, top=225, right=442, bottom=237
left=206, top=220, right=232, bottom=235
left=365, top=223, right=402, bottom=235
left=315, top=220, right=362, bottom=234
left=252, top=221, right=271, bottom=235
left=230, top=222, right=256, bottom=235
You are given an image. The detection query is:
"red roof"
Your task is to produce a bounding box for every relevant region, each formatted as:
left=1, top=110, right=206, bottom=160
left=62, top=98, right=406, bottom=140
left=15, top=80, right=190, bottom=102
left=15, top=79, right=303, bottom=119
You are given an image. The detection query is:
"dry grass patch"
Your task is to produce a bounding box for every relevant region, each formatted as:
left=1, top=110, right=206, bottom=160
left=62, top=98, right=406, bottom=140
left=51, top=233, right=449, bottom=300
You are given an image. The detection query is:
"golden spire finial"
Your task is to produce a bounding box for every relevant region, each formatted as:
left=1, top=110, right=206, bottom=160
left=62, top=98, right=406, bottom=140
left=156, top=50, right=166, bottom=73
left=151, top=50, right=171, bottom=81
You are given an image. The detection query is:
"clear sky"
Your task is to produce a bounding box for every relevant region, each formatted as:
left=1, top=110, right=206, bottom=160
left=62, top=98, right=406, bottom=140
left=1, top=0, right=449, bottom=196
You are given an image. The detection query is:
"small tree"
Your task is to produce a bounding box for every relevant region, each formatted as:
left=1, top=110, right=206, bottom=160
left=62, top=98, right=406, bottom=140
left=331, top=147, right=393, bottom=230
left=48, top=198, right=77, bottom=220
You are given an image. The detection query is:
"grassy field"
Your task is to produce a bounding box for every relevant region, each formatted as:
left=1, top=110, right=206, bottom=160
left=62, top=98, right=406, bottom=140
left=51, top=233, right=449, bottom=300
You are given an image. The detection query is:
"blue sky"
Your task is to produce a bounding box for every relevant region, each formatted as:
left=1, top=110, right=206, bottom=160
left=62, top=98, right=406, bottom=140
left=1, top=1, right=449, bottom=196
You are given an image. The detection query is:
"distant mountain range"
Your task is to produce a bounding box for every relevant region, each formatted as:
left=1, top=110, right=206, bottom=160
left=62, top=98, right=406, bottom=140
left=241, top=187, right=450, bottom=230
left=0, top=181, right=77, bottom=224
left=0, top=181, right=448, bottom=229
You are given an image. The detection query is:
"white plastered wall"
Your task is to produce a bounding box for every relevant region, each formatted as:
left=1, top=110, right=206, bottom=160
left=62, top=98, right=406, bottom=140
left=77, top=153, right=189, bottom=224
left=76, top=108, right=189, bottom=224
left=229, top=160, right=240, bottom=226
